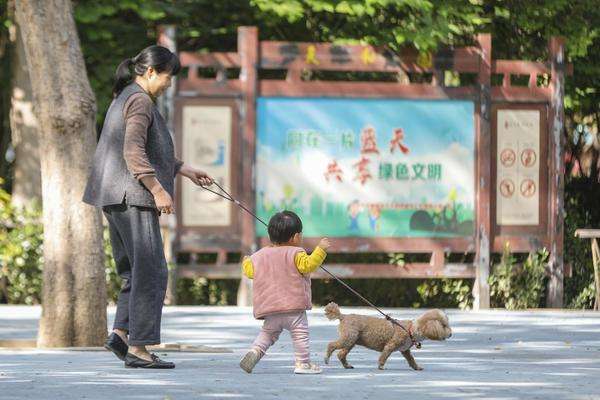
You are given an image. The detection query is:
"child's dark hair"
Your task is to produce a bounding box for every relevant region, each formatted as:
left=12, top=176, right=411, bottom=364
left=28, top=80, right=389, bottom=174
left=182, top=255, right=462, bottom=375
left=113, top=45, right=181, bottom=97
left=268, top=211, right=303, bottom=244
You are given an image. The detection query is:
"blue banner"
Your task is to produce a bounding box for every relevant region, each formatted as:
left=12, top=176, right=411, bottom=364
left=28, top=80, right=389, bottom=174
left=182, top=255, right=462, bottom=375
left=256, top=97, right=475, bottom=237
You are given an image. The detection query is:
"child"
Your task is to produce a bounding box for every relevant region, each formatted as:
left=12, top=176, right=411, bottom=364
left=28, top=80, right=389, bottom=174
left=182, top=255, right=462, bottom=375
left=239, top=210, right=330, bottom=374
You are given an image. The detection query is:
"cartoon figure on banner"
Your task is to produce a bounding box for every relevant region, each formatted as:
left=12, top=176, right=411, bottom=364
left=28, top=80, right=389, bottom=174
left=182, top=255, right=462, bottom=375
left=360, top=125, right=380, bottom=154
left=368, top=204, right=382, bottom=232
left=347, top=200, right=363, bottom=232
left=324, top=159, right=344, bottom=183
left=389, top=128, right=410, bottom=154
left=353, top=156, right=372, bottom=185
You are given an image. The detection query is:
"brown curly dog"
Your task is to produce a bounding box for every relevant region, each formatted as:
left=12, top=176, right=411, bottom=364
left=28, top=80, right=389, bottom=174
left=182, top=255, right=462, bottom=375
left=324, top=302, right=452, bottom=370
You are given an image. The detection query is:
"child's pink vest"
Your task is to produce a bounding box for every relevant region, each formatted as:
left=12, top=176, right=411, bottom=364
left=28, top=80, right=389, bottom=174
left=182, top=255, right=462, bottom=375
left=250, top=246, right=312, bottom=319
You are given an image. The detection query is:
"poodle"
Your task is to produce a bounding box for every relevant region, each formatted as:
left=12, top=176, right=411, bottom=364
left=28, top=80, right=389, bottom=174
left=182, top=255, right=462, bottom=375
left=324, top=302, right=452, bottom=370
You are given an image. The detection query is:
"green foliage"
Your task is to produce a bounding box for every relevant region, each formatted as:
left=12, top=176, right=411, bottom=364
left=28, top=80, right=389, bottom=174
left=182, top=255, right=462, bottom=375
left=0, top=179, right=43, bottom=304
left=74, top=0, right=169, bottom=128
left=564, top=176, right=599, bottom=309
left=251, top=0, right=486, bottom=51
left=415, top=278, right=473, bottom=310
left=175, top=277, right=238, bottom=305
left=569, top=281, right=595, bottom=309
left=489, top=243, right=549, bottom=310
left=312, top=277, right=473, bottom=309
left=73, top=0, right=263, bottom=129
left=103, top=227, right=121, bottom=304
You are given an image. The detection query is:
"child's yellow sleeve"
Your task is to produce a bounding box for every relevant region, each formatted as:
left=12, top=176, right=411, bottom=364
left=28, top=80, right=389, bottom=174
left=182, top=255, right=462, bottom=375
left=295, top=246, right=327, bottom=275
left=241, top=256, right=254, bottom=279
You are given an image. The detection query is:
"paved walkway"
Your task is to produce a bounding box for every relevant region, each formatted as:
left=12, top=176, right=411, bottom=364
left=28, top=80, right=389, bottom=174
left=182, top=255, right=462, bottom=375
left=1, top=306, right=599, bottom=399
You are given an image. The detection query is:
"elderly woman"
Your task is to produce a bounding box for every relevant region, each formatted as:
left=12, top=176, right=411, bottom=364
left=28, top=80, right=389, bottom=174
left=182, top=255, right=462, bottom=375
left=83, top=45, right=212, bottom=369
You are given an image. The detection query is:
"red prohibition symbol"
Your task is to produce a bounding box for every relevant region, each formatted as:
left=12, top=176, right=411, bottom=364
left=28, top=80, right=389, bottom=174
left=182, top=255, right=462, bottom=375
left=521, top=148, right=537, bottom=167
left=520, top=179, right=536, bottom=197
left=500, top=178, right=515, bottom=198
left=500, top=148, right=516, bottom=167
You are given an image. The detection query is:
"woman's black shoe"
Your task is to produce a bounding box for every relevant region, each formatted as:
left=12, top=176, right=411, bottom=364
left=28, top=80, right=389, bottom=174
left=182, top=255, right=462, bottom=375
left=104, top=332, right=128, bottom=361
left=124, top=353, right=175, bottom=369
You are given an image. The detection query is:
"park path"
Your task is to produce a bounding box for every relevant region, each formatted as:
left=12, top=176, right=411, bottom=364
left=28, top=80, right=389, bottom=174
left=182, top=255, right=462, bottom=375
left=1, top=306, right=599, bottom=399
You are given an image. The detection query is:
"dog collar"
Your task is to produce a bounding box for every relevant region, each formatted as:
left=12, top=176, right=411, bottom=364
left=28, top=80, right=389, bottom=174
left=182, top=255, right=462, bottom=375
left=386, top=316, right=422, bottom=349
left=408, top=323, right=422, bottom=349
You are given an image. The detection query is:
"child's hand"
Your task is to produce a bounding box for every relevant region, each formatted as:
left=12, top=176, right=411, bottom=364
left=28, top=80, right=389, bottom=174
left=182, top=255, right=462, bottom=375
left=318, top=237, right=331, bottom=251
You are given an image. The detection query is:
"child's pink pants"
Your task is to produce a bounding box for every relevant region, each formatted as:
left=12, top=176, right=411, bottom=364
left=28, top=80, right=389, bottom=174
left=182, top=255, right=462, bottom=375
left=251, top=311, right=310, bottom=363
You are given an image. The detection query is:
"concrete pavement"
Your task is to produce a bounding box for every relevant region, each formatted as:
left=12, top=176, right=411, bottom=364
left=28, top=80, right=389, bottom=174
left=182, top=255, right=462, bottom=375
left=1, top=305, right=599, bottom=399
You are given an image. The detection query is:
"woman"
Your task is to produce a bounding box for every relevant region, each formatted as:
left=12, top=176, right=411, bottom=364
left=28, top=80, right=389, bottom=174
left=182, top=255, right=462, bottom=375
left=83, top=46, right=212, bottom=369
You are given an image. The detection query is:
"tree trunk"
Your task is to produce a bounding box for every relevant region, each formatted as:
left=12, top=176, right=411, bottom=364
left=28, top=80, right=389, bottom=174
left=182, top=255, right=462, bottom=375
left=14, top=0, right=106, bottom=347
left=9, top=16, right=41, bottom=208
left=0, top=3, right=13, bottom=187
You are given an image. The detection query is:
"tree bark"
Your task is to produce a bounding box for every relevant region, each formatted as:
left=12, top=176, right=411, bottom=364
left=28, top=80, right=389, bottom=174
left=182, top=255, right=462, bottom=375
left=14, top=0, right=106, bottom=347
left=9, top=15, right=42, bottom=208
left=0, top=3, right=13, bottom=186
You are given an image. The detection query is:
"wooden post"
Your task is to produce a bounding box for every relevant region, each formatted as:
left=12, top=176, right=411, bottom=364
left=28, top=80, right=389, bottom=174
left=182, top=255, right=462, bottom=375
left=473, top=33, right=492, bottom=310
left=591, top=239, right=600, bottom=310
left=574, top=229, right=600, bottom=310
left=157, top=25, right=178, bottom=305
left=547, top=36, right=566, bottom=308
left=237, top=27, right=259, bottom=306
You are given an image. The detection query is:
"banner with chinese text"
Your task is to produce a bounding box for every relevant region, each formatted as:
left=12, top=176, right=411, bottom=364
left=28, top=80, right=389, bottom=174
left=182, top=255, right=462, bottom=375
left=256, top=97, right=475, bottom=237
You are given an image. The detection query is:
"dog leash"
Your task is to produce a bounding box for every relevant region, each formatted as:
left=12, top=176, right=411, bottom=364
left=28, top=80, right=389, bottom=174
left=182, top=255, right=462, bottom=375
left=200, top=181, right=422, bottom=349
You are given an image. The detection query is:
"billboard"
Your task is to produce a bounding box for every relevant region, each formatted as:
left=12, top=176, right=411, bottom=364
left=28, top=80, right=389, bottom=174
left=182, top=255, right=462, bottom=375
left=256, top=97, right=475, bottom=238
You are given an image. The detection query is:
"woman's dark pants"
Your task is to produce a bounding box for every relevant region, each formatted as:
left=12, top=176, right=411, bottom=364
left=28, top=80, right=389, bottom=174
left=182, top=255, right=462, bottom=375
left=103, top=203, right=168, bottom=346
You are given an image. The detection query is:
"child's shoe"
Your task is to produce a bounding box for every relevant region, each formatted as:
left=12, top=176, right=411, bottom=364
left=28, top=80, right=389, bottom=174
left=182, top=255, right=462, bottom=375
left=240, top=349, right=262, bottom=373
left=294, top=362, right=322, bottom=374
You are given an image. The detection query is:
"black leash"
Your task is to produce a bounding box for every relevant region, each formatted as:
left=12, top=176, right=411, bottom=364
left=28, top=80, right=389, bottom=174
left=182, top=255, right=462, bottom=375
left=200, top=181, right=422, bottom=349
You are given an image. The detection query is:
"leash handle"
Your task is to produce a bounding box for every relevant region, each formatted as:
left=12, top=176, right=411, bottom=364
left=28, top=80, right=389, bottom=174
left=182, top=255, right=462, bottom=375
left=200, top=182, right=421, bottom=348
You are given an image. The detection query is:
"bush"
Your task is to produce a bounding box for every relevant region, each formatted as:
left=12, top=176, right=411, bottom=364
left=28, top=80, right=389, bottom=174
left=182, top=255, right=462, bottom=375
left=0, top=181, right=44, bottom=304
left=311, top=277, right=473, bottom=309
left=0, top=181, right=121, bottom=305
left=489, top=243, right=548, bottom=309
left=415, top=279, right=473, bottom=310
left=175, top=277, right=238, bottom=305
left=564, top=176, right=598, bottom=309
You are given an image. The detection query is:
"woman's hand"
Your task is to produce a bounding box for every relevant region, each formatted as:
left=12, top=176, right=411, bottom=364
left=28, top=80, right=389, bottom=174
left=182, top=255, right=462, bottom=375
left=141, top=176, right=175, bottom=215
left=153, top=187, right=175, bottom=215
left=179, top=164, right=213, bottom=186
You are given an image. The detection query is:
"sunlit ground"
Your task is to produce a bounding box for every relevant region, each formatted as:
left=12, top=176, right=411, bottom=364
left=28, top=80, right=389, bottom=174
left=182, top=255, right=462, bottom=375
left=1, top=306, right=599, bottom=399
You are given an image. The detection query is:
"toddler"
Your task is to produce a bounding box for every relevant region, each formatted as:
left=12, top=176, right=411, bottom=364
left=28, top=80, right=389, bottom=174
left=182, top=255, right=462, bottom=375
left=239, top=210, right=330, bottom=374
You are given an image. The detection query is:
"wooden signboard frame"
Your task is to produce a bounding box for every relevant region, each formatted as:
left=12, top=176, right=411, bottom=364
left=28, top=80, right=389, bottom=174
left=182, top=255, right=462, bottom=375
left=161, top=26, right=569, bottom=308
